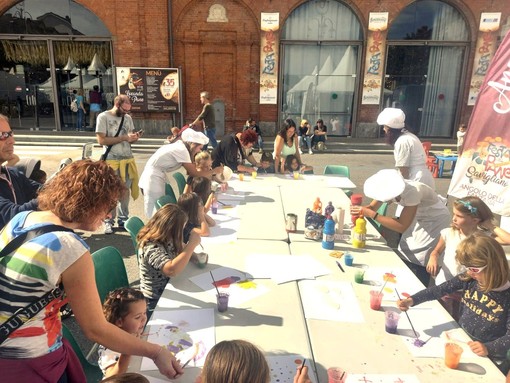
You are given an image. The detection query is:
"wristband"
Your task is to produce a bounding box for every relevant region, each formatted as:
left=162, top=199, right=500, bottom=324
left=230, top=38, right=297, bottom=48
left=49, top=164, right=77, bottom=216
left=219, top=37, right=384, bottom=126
left=373, top=212, right=379, bottom=220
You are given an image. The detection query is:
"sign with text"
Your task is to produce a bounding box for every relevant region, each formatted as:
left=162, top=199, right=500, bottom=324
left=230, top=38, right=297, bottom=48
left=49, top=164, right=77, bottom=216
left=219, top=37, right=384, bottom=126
left=260, top=13, right=279, bottom=105
left=361, top=12, right=388, bottom=105
left=116, top=67, right=180, bottom=112
left=467, top=13, right=501, bottom=106
left=448, top=31, right=510, bottom=216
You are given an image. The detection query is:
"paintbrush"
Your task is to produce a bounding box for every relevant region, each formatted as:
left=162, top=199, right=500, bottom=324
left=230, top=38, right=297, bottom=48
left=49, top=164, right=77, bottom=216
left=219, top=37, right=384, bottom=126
left=210, top=270, right=221, bottom=296
left=300, top=358, right=306, bottom=370
left=395, top=288, right=419, bottom=339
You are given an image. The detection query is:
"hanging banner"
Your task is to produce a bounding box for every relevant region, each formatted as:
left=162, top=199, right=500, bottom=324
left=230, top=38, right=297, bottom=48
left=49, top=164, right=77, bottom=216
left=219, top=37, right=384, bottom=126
left=116, top=67, right=180, bottom=112
left=448, top=31, right=510, bottom=216
left=361, top=12, right=388, bottom=105
left=260, top=13, right=279, bottom=104
left=467, top=12, right=501, bottom=106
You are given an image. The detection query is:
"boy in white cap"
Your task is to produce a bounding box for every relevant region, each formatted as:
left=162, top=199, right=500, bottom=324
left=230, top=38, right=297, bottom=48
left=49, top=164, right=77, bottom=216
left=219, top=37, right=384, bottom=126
left=139, top=129, right=223, bottom=218
left=377, top=108, right=435, bottom=190
left=351, top=169, right=449, bottom=286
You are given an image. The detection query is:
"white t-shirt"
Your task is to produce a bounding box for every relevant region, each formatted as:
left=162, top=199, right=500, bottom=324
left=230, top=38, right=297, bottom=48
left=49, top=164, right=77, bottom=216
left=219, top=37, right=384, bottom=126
left=95, top=111, right=135, bottom=160
left=394, top=131, right=435, bottom=189
left=435, top=227, right=466, bottom=285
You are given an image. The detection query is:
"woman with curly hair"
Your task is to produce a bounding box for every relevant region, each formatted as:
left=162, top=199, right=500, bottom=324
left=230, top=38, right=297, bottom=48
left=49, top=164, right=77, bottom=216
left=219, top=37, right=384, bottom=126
left=0, top=160, right=183, bottom=382
left=212, top=129, right=269, bottom=173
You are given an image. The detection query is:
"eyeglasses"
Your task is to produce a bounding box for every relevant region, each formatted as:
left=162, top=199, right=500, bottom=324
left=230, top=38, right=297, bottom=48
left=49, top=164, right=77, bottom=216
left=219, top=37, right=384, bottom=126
left=0, top=131, right=14, bottom=141
left=463, top=265, right=487, bottom=273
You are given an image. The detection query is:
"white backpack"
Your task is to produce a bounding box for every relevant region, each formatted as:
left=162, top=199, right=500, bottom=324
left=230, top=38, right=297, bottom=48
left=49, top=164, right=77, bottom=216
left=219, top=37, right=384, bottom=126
left=70, top=99, right=78, bottom=112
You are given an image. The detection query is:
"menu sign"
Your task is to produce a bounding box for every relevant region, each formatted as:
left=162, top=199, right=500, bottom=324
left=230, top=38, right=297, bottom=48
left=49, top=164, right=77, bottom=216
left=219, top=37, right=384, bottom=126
left=116, top=67, right=180, bottom=112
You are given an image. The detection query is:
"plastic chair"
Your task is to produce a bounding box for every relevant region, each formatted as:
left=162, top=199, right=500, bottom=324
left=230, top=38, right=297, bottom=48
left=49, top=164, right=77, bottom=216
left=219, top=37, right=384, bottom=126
left=173, top=172, right=186, bottom=195
left=422, top=141, right=432, bottom=156
left=91, top=246, right=129, bottom=303
left=156, top=194, right=176, bottom=209
left=165, top=183, right=178, bottom=203
left=323, top=165, right=352, bottom=197
left=124, top=216, right=144, bottom=259
left=62, top=323, right=103, bottom=382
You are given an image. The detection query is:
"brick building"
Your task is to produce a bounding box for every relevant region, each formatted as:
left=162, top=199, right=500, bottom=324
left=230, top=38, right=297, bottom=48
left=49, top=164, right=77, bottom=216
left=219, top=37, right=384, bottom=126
left=0, top=0, right=509, bottom=138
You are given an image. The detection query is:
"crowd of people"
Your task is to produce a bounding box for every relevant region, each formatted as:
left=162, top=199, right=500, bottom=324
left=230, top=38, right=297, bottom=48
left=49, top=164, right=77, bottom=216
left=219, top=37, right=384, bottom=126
left=0, top=98, right=509, bottom=383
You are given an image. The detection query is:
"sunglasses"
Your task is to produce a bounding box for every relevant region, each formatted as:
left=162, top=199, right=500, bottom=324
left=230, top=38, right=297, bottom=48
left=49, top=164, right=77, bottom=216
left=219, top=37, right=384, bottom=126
left=463, top=265, right=487, bottom=273
left=0, top=131, right=14, bottom=141
left=119, top=104, right=132, bottom=113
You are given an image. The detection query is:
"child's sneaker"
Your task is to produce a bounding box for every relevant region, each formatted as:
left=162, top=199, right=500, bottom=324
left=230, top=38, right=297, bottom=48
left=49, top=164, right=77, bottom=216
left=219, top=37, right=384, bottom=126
left=104, top=221, right=113, bottom=234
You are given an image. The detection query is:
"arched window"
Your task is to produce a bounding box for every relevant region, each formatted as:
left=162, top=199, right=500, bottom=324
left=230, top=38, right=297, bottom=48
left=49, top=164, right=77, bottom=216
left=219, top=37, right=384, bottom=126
left=384, top=1, right=469, bottom=137
left=281, top=0, right=362, bottom=136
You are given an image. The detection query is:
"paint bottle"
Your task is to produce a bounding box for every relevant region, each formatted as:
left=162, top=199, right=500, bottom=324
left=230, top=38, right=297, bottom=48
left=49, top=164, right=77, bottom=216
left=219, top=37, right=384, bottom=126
left=350, top=193, right=363, bottom=227
left=324, top=201, right=335, bottom=217
left=313, top=197, right=322, bottom=214
left=334, top=207, right=345, bottom=236
left=322, top=216, right=335, bottom=250
left=211, top=200, right=218, bottom=214
left=352, top=215, right=367, bottom=248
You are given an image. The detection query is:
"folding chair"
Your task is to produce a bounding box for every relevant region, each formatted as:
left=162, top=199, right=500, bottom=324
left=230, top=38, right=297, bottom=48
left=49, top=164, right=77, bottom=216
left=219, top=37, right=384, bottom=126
left=91, top=246, right=129, bottom=303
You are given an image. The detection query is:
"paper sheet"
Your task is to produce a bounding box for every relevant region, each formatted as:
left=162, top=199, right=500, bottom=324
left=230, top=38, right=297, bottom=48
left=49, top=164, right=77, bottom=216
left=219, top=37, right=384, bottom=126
left=189, top=266, right=270, bottom=305
left=299, top=280, right=364, bottom=322
left=245, top=254, right=331, bottom=283
left=345, top=374, right=420, bottom=383
left=266, top=355, right=318, bottom=383
left=201, top=208, right=240, bottom=245
left=141, top=308, right=215, bottom=370
left=362, top=267, right=423, bottom=301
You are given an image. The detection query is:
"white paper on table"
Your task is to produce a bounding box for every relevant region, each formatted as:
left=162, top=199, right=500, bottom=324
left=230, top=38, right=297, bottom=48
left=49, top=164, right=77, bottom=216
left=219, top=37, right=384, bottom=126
left=245, top=254, right=331, bottom=283
left=363, top=267, right=422, bottom=301
left=299, top=280, right=364, bottom=322
left=201, top=208, right=240, bottom=245
left=141, top=308, right=215, bottom=370
left=396, top=307, right=479, bottom=358
left=189, top=266, right=270, bottom=305
left=266, top=355, right=318, bottom=383
left=345, top=374, right=420, bottom=383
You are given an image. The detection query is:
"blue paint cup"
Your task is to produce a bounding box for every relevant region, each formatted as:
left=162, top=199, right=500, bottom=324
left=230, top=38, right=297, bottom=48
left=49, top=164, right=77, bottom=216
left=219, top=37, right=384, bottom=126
left=344, top=254, right=354, bottom=266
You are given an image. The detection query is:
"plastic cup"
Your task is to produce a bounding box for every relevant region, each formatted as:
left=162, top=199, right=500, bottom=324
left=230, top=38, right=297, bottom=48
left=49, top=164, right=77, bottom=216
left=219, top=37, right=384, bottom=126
left=344, top=254, right=353, bottom=266
left=216, top=293, right=230, bottom=312
left=211, top=206, right=218, bottom=214
left=384, top=311, right=400, bottom=334
left=354, top=269, right=365, bottom=284
left=252, top=171, right=257, bottom=179
left=195, top=252, right=208, bottom=269
left=369, top=290, right=383, bottom=310
left=220, top=183, right=228, bottom=192
left=327, top=367, right=347, bottom=383
left=239, top=173, right=244, bottom=181
left=293, top=171, right=299, bottom=180
left=445, top=342, right=463, bottom=369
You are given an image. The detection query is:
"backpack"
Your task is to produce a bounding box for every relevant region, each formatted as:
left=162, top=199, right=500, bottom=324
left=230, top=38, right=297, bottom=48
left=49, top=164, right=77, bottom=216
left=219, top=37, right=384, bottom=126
left=70, top=99, right=78, bottom=112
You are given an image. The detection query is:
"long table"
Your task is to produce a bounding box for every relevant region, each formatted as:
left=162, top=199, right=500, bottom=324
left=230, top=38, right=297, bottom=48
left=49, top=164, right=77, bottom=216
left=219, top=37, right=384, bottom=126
left=131, top=175, right=505, bottom=383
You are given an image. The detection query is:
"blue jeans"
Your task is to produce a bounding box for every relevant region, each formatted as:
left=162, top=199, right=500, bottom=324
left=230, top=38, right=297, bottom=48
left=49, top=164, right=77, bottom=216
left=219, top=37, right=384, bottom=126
left=256, top=135, right=264, bottom=150
left=299, top=135, right=311, bottom=150
left=76, top=109, right=84, bottom=131
left=204, top=128, right=217, bottom=150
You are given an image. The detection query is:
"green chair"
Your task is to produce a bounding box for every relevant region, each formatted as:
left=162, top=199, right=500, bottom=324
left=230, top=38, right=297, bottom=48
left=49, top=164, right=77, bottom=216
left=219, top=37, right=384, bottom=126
left=323, top=165, right=352, bottom=197
left=125, top=216, right=144, bottom=259
left=156, top=194, right=176, bottom=209
left=366, top=202, right=389, bottom=232
left=91, top=246, right=129, bottom=303
left=62, top=323, right=103, bottom=382
left=165, top=183, right=178, bottom=202
left=173, top=172, right=186, bottom=195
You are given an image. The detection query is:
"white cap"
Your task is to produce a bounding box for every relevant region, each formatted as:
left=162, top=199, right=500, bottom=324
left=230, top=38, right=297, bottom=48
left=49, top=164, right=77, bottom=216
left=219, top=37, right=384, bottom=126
left=181, top=129, right=209, bottom=145
left=377, top=108, right=406, bottom=129
left=364, top=169, right=406, bottom=202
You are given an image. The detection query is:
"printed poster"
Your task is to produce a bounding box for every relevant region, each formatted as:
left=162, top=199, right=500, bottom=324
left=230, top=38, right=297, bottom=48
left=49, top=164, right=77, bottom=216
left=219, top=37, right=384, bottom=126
left=448, top=30, right=510, bottom=216
left=467, top=13, right=501, bottom=105
left=116, top=67, right=180, bottom=112
left=361, top=12, right=388, bottom=105
left=260, top=13, right=279, bottom=104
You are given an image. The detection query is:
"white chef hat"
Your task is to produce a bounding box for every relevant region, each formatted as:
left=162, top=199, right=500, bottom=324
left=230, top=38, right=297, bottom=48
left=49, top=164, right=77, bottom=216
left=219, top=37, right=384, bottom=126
left=363, top=169, right=406, bottom=202
left=377, top=108, right=406, bottom=129
left=181, top=128, right=209, bottom=145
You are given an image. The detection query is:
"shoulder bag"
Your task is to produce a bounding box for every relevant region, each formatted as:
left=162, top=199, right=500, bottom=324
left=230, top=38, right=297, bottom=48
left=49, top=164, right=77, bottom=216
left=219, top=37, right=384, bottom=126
left=100, top=115, right=125, bottom=161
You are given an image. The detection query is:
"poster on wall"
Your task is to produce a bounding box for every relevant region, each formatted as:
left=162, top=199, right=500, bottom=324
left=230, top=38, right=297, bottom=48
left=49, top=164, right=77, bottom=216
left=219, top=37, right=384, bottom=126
left=260, top=13, right=279, bottom=105
left=361, top=12, right=388, bottom=105
left=116, top=67, right=180, bottom=112
left=448, top=31, right=510, bottom=216
left=467, top=12, right=501, bottom=106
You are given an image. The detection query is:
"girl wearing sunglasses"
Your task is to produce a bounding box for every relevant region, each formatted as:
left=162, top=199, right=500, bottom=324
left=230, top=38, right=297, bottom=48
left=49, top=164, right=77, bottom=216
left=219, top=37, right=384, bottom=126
left=398, top=234, right=510, bottom=369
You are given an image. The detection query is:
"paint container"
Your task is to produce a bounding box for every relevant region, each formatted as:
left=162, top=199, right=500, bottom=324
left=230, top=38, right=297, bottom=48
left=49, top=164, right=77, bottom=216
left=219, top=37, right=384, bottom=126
left=216, top=293, right=230, bottom=312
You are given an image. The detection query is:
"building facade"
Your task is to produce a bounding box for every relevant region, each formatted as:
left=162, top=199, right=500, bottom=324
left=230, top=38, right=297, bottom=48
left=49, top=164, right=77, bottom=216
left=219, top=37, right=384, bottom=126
left=0, top=0, right=508, bottom=138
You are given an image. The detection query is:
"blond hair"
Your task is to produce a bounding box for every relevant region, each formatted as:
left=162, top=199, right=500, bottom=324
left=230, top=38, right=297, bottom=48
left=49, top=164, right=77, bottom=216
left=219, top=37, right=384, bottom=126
left=201, top=340, right=270, bottom=383
left=194, top=151, right=211, bottom=168
left=456, top=234, right=510, bottom=292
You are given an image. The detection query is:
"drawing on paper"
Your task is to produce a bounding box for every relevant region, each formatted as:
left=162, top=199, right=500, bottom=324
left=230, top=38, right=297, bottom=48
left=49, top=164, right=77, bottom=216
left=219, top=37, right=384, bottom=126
left=266, top=355, right=317, bottom=383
